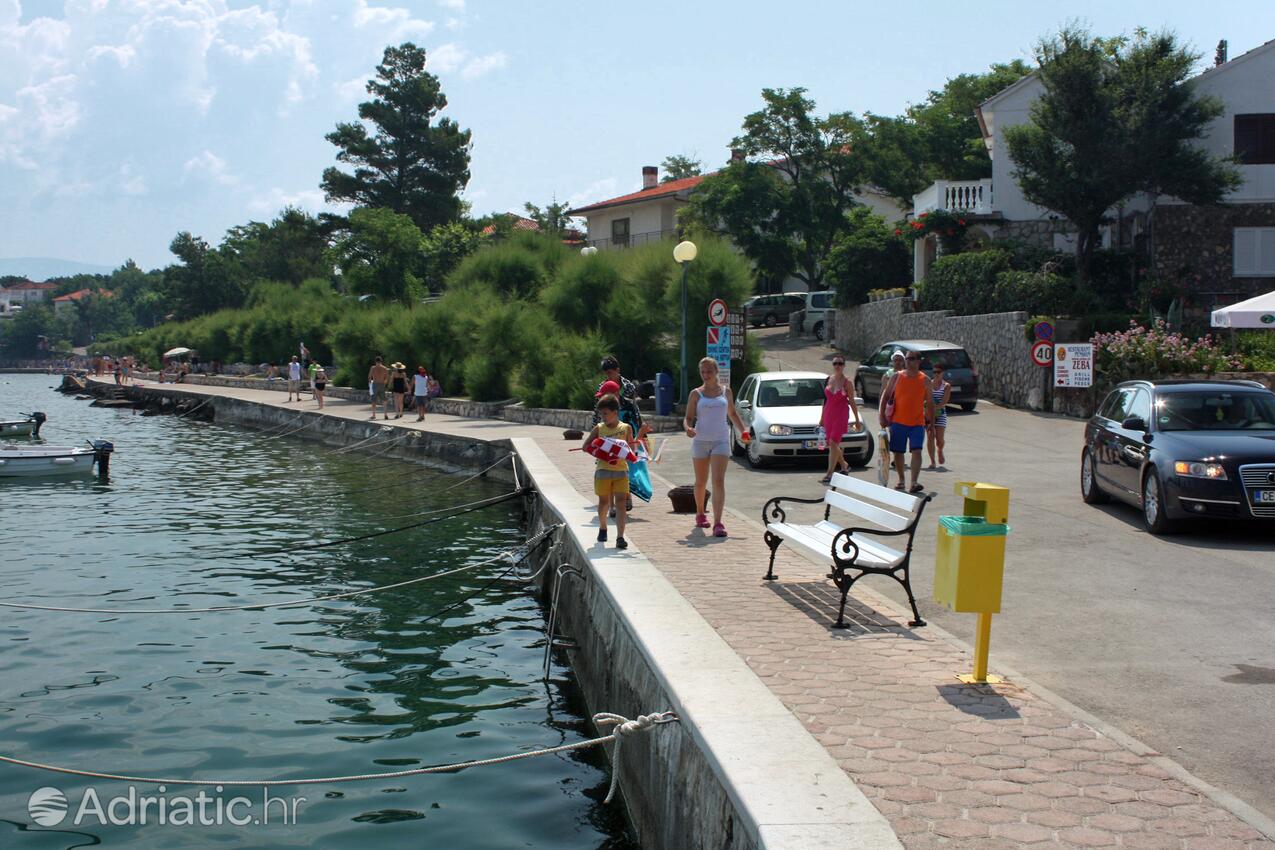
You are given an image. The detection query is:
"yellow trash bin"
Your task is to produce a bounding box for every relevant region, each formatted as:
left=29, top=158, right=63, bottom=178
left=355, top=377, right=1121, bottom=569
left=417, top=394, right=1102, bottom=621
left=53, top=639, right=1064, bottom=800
left=933, top=515, right=1009, bottom=613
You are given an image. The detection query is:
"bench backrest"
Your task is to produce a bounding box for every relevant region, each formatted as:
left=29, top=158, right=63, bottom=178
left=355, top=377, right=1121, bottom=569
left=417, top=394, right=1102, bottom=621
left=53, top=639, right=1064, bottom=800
left=824, top=472, right=924, bottom=532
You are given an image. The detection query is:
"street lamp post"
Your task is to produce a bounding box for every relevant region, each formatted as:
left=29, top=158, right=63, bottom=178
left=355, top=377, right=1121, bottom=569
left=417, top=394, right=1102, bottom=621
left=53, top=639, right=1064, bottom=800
left=672, top=240, right=698, bottom=406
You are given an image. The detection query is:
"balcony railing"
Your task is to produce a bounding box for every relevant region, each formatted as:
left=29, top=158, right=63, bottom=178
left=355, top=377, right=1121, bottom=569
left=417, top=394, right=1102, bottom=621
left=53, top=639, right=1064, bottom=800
left=584, top=228, right=678, bottom=250
left=912, top=178, right=995, bottom=215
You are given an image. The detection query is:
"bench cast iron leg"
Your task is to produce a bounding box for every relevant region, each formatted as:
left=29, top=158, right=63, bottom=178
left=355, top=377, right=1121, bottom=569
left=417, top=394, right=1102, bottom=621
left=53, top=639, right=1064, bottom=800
left=896, top=566, right=926, bottom=629
left=763, top=531, right=782, bottom=581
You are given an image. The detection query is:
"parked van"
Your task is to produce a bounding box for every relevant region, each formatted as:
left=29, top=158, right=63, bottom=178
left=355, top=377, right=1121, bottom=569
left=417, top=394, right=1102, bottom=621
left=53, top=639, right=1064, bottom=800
left=800, top=290, right=835, bottom=341
left=744, top=293, right=806, bottom=328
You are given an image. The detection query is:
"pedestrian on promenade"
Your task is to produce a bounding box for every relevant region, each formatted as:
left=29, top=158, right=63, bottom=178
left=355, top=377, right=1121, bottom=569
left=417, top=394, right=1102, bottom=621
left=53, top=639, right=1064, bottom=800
left=877, top=350, right=907, bottom=428
left=286, top=356, right=302, bottom=402
left=368, top=356, right=389, bottom=420
left=592, top=356, right=644, bottom=513
left=684, top=356, right=748, bottom=538
left=926, top=363, right=951, bottom=470
left=819, top=356, right=863, bottom=483
left=313, top=365, right=328, bottom=409
left=413, top=367, right=430, bottom=421
left=888, top=352, right=934, bottom=493
left=583, top=393, right=633, bottom=550
left=389, top=362, right=408, bottom=419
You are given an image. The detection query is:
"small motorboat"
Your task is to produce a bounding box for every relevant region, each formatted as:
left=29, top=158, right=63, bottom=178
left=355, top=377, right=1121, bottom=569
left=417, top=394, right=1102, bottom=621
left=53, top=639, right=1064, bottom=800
left=0, top=440, right=113, bottom=478
left=0, top=412, right=46, bottom=438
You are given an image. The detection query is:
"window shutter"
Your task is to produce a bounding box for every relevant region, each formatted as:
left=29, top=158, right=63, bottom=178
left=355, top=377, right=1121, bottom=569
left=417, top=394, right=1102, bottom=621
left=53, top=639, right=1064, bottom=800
left=1234, top=228, right=1258, bottom=275
left=1260, top=229, right=1275, bottom=274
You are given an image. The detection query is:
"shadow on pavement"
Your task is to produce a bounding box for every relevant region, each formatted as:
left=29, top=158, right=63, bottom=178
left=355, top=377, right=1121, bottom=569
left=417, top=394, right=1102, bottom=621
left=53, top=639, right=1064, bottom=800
left=764, top=580, right=922, bottom=638
left=935, top=683, right=1023, bottom=719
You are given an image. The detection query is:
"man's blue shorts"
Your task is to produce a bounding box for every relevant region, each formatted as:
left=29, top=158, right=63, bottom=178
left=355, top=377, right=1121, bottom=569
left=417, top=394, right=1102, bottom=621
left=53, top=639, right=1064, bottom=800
left=889, top=424, right=926, bottom=453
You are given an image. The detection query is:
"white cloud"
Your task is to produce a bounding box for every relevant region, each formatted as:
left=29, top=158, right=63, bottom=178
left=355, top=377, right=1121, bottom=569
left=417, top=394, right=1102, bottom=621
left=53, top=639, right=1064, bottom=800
left=426, top=43, right=507, bottom=79
left=352, top=0, right=433, bottom=39
left=247, top=186, right=331, bottom=216
left=438, top=0, right=465, bottom=10
left=334, top=74, right=368, bottom=102
left=566, top=177, right=620, bottom=211
left=183, top=150, right=237, bottom=186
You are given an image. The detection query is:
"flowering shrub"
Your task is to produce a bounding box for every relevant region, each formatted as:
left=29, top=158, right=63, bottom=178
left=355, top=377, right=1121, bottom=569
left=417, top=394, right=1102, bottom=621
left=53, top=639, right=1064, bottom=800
left=895, top=209, right=970, bottom=254
left=1091, top=320, right=1241, bottom=385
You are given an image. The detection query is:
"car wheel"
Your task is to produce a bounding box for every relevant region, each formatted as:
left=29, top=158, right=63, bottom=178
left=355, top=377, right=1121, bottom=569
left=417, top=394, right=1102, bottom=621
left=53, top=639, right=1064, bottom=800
left=855, top=377, right=869, bottom=403
left=960, top=401, right=977, bottom=412
left=764, top=314, right=777, bottom=328
left=746, top=432, right=768, bottom=468
left=1080, top=449, right=1108, bottom=504
left=730, top=424, right=746, bottom=457
left=1141, top=471, right=1175, bottom=535
left=848, top=433, right=874, bottom=469
left=813, top=321, right=825, bottom=341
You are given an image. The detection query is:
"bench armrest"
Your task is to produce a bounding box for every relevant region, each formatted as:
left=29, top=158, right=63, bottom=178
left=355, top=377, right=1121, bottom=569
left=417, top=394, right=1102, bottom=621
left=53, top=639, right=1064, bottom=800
left=762, top=494, right=825, bottom=525
left=830, top=527, right=861, bottom=568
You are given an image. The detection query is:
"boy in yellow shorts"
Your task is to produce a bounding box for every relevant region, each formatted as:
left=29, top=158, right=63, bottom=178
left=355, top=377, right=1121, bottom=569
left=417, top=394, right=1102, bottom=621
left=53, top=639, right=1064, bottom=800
left=583, top=393, right=633, bottom=549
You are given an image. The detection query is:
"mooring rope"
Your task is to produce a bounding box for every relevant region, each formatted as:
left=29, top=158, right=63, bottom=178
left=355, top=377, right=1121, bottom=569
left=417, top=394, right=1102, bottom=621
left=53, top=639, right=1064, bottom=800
left=173, top=397, right=213, bottom=419
left=0, top=711, right=679, bottom=796
left=0, top=524, right=562, bottom=615
left=329, top=428, right=404, bottom=455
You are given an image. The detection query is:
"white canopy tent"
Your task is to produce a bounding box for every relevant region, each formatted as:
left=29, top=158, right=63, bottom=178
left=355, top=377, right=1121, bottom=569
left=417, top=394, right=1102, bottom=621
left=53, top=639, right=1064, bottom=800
left=1211, top=290, right=1275, bottom=328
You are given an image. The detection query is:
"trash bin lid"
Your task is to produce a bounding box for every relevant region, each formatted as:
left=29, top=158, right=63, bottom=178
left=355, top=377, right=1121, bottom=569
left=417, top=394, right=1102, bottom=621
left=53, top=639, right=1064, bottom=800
left=939, top=515, right=1010, bottom=536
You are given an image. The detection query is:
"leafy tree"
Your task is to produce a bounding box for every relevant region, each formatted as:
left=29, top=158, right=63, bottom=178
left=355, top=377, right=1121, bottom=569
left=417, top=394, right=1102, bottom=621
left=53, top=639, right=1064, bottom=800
left=321, top=43, right=472, bottom=232
left=856, top=62, right=1033, bottom=206
left=1004, top=27, right=1241, bottom=281
left=683, top=88, right=866, bottom=291
left=825, top=208, right=912, bottom=306
left=71, top=291, right=135, bottom=345
left=329, top=207, right=426, bottom=303
left=163, top=232, right=243, bottom=320
left=220, top=207, right=331, bottom=287
left=421, top=221, right=481, bottom=291
left=660, top=154, right=702, bottom=182
left=0, top=303, right=71, bottom=356
left=522, top=199, right=576, bottom=236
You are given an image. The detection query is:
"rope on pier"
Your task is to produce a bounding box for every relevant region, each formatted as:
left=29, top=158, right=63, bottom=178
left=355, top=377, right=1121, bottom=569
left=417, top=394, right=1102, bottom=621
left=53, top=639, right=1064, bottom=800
left=173, top=397, right=214, bottom=419
left=0, top=524, right=562, bottom=615
left=0, top=710, right=679, bottom=799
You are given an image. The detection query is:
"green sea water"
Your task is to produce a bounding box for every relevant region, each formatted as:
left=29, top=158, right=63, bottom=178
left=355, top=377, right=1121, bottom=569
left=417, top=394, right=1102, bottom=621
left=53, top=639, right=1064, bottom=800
left=0, top=375, right=635, bottom=849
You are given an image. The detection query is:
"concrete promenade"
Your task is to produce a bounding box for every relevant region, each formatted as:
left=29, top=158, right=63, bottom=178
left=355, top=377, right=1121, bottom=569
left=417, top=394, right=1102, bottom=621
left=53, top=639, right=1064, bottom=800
left=95, top=379, right=1273, bottom=849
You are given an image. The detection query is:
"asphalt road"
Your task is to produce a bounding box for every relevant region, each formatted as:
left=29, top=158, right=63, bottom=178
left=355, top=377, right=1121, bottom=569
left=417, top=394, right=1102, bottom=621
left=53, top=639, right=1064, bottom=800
left=660, top=326, right=1275, bottom=821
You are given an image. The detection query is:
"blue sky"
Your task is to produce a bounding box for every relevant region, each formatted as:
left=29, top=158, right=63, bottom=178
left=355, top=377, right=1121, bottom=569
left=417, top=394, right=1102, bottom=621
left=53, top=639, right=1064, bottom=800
left=2, top=0, right=1273, bottom=271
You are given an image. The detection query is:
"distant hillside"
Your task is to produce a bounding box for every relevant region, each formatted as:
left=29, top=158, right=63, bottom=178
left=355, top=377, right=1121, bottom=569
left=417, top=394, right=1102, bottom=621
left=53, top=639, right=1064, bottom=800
left=0, top=257, right=115, bottom=281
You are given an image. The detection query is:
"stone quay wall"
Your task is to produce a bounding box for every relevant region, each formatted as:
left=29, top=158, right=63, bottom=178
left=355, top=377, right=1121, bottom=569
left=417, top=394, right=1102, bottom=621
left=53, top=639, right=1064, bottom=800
left=836, top=297, right=1054, bottom=409
left=170, top=374, right=682, bottom=432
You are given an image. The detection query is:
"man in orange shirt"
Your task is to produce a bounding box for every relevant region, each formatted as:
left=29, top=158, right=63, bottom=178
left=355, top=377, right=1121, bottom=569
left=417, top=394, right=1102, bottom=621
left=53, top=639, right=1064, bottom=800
left=888, top=352, right=935, bottom=493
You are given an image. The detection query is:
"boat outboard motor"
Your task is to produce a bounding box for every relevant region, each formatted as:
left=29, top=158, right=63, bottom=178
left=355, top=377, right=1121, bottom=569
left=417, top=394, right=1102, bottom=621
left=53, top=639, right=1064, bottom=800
left=90, top=439, right=114, bottom=477
left=30, top=412, right=46, bottom=438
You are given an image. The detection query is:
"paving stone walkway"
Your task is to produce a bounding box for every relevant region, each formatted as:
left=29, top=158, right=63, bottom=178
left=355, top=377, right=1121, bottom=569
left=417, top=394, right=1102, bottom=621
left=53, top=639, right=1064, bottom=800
left=528, top=433, right=1272, bottom=850
left=113, top=381, right=1272, bottom=849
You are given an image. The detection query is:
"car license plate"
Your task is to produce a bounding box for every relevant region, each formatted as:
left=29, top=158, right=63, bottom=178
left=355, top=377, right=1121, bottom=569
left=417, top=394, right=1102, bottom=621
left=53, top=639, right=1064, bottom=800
left=1254, top=489, right=1275, bottom=504
left=802, top=440, right=819, bottom=449
left=948, top=384, right=961, bottom=391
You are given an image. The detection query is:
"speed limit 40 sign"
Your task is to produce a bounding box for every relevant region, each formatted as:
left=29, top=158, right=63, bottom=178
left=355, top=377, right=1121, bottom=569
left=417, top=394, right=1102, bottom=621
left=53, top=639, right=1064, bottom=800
left=1030, top=340, right=1053, bottom=367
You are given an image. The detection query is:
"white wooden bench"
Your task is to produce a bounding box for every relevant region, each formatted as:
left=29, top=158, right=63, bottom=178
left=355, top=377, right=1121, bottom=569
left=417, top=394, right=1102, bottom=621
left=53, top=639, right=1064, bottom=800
left=762, top=472, right=933, bottom=629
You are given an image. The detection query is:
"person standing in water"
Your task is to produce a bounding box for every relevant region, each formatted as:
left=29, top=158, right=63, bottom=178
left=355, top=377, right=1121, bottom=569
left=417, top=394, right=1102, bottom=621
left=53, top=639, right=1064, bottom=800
left=683, top=357, right=747, bottom=538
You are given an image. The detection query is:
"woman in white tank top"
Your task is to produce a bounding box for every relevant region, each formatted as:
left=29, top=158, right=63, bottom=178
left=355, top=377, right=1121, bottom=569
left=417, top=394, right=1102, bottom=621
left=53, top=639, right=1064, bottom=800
left=684, top=356, right=748, bottom=538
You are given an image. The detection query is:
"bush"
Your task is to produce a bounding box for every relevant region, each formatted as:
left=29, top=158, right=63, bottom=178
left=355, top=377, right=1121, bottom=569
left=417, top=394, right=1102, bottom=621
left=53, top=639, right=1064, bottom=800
left=1092, top=320, right=1241, bottom=386
left=1237, top=330, right=1275, bottom=371
left=447, top=231, right=569, bottom=298
left=827, top=207, right=911, bottom=307
left=921, top=249, right=1010, bottom=313
left=992, top=270, right=1073, bottom=314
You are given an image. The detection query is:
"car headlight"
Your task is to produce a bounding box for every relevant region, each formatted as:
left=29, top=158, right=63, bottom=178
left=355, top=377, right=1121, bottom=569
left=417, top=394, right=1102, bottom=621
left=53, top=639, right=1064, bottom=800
left=1173, top=461, right=1228, bottom=480
left=768, top=424, right=793, bottom=436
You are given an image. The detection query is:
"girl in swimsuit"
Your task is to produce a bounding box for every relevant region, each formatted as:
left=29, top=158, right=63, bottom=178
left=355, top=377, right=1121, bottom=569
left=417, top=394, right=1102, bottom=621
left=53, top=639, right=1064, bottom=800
left=313, top=367, right=328, bottom=409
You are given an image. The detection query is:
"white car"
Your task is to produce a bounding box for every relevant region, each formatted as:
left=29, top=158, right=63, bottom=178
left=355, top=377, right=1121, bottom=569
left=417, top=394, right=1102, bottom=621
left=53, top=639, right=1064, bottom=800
left=731, top=371, right=873, bottom=469
left=800, top=290, right=836, bottom=341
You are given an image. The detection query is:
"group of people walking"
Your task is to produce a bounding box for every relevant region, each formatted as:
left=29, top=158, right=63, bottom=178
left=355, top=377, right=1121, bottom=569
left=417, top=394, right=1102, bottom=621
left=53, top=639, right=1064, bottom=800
left=587, top=346, right=955, bottom=551
left=367, top=356, right=439, bottom=421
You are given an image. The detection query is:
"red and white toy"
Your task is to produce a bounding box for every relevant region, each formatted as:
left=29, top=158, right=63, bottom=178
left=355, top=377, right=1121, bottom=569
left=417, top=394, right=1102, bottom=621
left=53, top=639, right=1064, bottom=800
left=585, top=436, right=638, bottom=465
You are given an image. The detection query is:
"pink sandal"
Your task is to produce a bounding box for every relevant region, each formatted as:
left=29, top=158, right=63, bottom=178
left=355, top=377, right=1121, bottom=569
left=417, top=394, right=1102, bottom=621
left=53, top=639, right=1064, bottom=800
left=694, top=513, right=710, bottom=529
left=712, top=522, right=728, bottom=538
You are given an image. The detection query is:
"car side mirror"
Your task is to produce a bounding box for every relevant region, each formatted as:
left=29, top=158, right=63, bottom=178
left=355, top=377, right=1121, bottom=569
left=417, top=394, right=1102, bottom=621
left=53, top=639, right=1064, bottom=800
left=1121, top=416, right=1148, bottom=432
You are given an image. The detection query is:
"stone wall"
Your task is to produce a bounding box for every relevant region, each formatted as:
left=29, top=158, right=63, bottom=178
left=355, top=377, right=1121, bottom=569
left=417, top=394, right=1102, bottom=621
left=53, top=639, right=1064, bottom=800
left=836, top=297, right=1054, bottom=409
left=169, top=373, right=683, bottom=431
left=1154, top=203, right=1275, bottom=299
